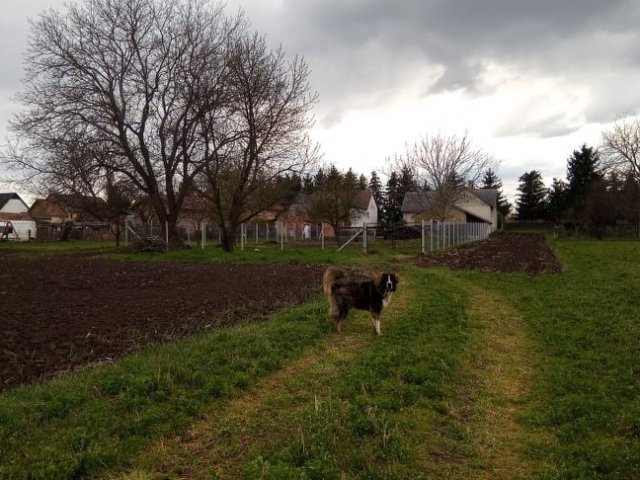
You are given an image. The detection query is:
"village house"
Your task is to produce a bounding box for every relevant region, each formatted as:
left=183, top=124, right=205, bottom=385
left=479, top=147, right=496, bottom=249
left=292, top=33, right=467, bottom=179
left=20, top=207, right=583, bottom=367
left=402, top=188, right=498, bottom=231
left=0, top=192, right=36, bottom=241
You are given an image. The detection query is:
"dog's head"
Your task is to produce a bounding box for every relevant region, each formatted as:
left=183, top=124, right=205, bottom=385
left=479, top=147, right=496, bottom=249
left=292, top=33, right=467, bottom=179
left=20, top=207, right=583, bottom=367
left=377, top=272, right=399, bottom=295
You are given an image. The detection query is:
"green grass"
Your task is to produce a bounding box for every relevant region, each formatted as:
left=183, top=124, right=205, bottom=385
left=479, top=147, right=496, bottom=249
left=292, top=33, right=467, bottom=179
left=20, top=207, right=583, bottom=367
left=2, top=236, right=640, bottom=479
left=0, top=238, right=417, bottom=266
left=0, top=301, right=331, bottom=480
left=234, top=267, right=476, bottom=479
left=458, top=239, right=640, bottom=479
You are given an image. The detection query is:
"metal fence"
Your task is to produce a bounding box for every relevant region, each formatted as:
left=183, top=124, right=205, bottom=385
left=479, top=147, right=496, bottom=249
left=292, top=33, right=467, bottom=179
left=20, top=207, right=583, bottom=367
left=124, top=217, right=492, bottom=253
left=336, top=221, right=492, bottom=254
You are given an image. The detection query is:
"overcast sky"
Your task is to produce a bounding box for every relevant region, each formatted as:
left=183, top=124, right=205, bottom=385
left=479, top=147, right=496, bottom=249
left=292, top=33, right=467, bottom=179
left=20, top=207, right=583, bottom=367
left=2, top=0, right=640, bottom=203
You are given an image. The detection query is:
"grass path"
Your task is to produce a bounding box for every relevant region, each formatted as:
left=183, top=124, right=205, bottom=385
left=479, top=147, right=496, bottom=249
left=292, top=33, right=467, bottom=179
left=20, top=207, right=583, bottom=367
left=107, top=295, right=407, bottom=479
left=104, top=269, right=554, bottom=479
left=449, top=275, right=552, bottom=479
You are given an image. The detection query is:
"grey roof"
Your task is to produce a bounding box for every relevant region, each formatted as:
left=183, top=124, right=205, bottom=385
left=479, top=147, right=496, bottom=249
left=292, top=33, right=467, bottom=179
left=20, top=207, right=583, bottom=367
left=401, top=191, right=435, bottom=213
left=470, top=189, right=498, bottom=208
left=401, top=188, right=498, bottom=213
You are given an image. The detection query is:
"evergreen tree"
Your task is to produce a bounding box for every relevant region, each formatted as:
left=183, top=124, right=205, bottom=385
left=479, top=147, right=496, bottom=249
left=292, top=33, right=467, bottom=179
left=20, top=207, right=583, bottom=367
left=516, top=170, right=548, bottom=220
left=313, top=168, right=326, bottom=189
left=368, top=170, right=384, bottom=219
left=344, top=167, right=358, bottom=190
left=480, top=168, right=512, bottom=221
left=547, top=178, right=569, bottom=221
left=358, top=174, right=368, bottom=190
left=383, top=171, right=404, bottom=226
left=301, top=174, right=315, bottom=194
left=566, top=144, right=603, bottom=222
left=398, top=165, right=417, bottom=197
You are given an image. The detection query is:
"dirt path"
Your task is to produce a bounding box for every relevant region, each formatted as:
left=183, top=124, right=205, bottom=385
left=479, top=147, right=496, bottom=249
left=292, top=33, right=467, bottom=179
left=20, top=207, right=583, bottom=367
left=450, top=276, right=551, bottom=479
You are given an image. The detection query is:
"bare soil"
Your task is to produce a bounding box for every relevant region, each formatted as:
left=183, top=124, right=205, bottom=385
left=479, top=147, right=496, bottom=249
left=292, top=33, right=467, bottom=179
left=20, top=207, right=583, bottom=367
left=0, top=253, right=323, bottom=391
left=417, top=232, right=562, bottom=275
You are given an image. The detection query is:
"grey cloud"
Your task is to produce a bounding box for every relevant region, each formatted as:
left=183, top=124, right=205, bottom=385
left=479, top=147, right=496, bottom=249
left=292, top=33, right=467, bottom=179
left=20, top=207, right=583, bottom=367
left=237, top=0, right=640, bottom=117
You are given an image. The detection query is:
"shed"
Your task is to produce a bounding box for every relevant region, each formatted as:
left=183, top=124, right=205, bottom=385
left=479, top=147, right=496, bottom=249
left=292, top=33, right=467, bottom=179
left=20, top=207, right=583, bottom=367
left=0, top=213, right=37, bottom=241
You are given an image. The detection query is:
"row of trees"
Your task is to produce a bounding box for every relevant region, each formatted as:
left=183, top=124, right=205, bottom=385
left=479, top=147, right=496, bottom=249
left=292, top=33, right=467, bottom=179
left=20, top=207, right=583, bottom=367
left=516, top=122, right=640, bottom=236
left=1, top=0, right=318, bottom=251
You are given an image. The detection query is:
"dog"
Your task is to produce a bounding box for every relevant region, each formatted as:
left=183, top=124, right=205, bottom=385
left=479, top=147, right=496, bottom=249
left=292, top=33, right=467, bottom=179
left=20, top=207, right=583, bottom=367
left=322, top=266, right=399, bottom=335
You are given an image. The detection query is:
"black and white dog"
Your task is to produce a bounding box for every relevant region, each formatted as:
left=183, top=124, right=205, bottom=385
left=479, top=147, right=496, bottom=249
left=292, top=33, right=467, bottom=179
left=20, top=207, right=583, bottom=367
left=322, top=266, right=399, bottom=335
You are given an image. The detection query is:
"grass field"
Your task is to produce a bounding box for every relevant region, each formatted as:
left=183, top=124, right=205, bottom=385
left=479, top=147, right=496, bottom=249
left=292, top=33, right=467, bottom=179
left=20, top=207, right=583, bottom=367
left=1, top=235, right=639, bottom=479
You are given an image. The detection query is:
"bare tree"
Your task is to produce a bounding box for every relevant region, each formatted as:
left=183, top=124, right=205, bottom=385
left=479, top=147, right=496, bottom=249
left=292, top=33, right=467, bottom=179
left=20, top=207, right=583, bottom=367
left=402, top=131, right=497, bottom=221
left=601, top=114, right=640, bottom=230
left=196, top=31, right=319, bottom=251
left=3, top=0, right=240, bottom=248
left=601, top=114, right=640, bottom=183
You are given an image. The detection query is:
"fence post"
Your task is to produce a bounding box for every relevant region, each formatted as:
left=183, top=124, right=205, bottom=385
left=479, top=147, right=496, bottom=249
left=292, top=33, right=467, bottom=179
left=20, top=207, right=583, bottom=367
left=165, top=221, right=169, bottom=251
left=430, top=220, right=433, bottom=252
left=280, top=222, right=284, bottom=251
left=125, top=218, right=128, bottom=245
left=363, top=222, right=368, bottom=254
left=241, top=223, right=245, bottom=251
left=421, top=220, right=425, bottom=254
left=201, top=221, right=206, bottom=249
left=321, top=223, right=325, bottom=251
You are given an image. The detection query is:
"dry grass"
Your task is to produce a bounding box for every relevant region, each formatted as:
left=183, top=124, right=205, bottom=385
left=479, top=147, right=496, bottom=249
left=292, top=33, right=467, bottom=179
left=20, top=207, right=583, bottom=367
left=449, top=277, right=552, bottom=479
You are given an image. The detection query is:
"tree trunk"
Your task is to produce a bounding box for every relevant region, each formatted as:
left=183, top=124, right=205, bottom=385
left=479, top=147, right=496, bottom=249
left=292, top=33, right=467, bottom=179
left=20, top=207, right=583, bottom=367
left=219, top=224, right=236, bottom=252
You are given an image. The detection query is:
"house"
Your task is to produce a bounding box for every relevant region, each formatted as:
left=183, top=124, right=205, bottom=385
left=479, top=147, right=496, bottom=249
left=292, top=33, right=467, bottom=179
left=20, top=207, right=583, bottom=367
left=29, top=193, right=107, bottom=223
left=28, top=194, right=113, bottom=241
left=0, top=193, right=36, bottom=241
left=402, top=189, right=498, bottom=231
left=0, top=193, right=29, bottom=214
left=279, top=189, right=378, bottom=239
left=350, top=189, right=378, bottom=226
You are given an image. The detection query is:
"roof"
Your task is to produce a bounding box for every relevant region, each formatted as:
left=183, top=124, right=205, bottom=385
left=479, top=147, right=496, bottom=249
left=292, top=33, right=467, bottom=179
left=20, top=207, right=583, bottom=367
left=470, top=189, right=498, bottom=208
left=353, top=190, right=373, bottom=210
left=0, top=212, right=34, bottom=222
left=29, top=194, right=108, bottom=221
left=29, top=198, right=69, bottom=219
left=0, top=193, right=28, bottom=211
left=402, top=188, right=497, bottom=212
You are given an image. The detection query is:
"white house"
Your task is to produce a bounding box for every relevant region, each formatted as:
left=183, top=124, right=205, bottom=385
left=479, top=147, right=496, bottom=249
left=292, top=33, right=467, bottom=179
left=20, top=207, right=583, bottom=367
left=402, top=189, right=498, bottom=231
left=0, top=193, right=29, bottom=214
left=350, top=190, right=378, bottom=226
left=0, top=193, right=36, bottom=241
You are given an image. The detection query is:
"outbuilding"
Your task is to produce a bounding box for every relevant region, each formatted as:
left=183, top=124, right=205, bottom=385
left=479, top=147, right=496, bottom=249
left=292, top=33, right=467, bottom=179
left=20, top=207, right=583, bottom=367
left=0, top=213, right=37, bottom=241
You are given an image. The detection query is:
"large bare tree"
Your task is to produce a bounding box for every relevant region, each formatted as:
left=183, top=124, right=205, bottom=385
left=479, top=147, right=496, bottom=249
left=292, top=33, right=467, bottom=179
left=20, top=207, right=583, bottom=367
left=196, top=32, right=318, bottom=251
left=3, top=0, right=240, bottom=247
left=601, top=114, right=640, bottom=227
left=402, top=131, right=497, bottom=221
left=601, top=114, right=640, bottom=184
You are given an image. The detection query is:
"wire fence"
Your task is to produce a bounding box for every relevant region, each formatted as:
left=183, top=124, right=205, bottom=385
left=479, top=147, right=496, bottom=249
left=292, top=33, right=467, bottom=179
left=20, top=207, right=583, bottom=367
left=336, top=221, right=492, bottom=254
left=124, top=217, right=492, bottom=255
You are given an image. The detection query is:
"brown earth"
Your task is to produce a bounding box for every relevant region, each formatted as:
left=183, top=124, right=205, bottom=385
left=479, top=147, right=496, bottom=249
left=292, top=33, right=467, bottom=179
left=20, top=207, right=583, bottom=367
left=417, top=232, right=562, bottom=275
left=0, top=253, right=323, bottom=391
left=0, top=233, right=560, bottom=391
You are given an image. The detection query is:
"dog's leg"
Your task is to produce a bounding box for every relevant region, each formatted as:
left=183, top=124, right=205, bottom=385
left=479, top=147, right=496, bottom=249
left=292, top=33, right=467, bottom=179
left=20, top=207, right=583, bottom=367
left=382, top=292, right=393, bottom=308
left=370, top=311, right=381, bottom=335
left=334, top=317, right=342, bottom=334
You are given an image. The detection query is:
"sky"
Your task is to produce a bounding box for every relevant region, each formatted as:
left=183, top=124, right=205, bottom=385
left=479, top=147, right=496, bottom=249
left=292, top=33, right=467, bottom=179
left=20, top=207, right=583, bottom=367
left=2, top=0, right=640, bottom=205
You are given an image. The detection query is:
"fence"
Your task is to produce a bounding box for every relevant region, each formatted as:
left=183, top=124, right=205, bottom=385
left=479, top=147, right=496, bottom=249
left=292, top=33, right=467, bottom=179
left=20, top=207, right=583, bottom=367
left=124, top=217, right=492, bottom=254
left=35, top=221, right=113, bottom=242
left=336, top=221, right=492, bottom=254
